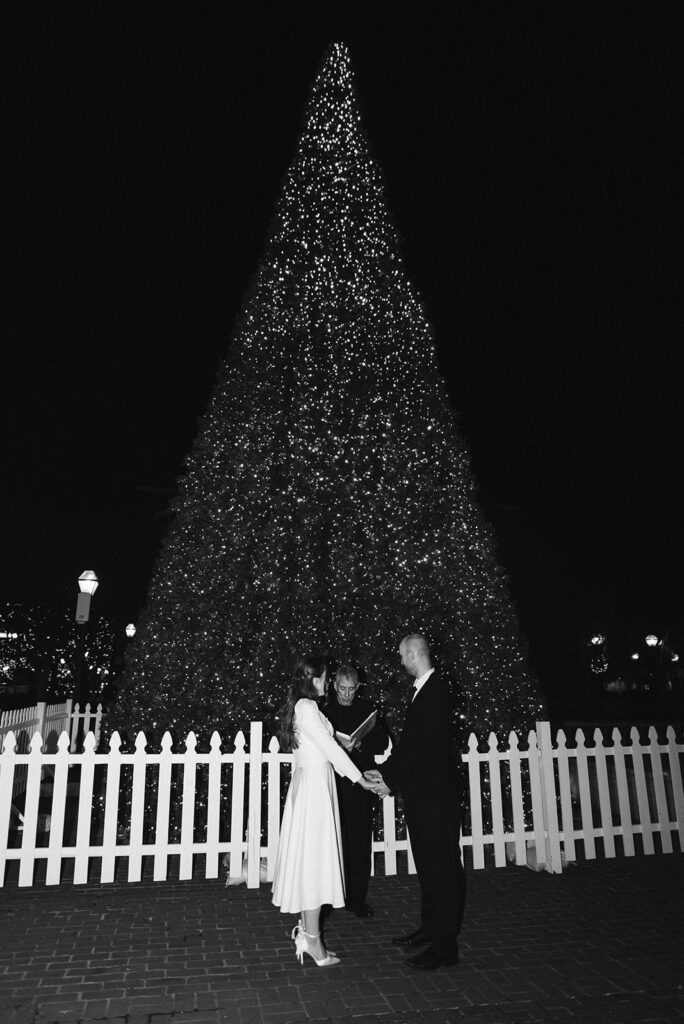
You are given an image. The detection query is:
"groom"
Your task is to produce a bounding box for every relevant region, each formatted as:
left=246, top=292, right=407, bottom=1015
left=366, top=633, right=465, bottom=971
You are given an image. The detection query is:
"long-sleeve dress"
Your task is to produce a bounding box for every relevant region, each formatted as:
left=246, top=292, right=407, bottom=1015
left=272, top=697, right=362, bottom=914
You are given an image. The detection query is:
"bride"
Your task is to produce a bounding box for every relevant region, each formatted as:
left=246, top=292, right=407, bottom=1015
left=272, top=656, right=377, bottom=966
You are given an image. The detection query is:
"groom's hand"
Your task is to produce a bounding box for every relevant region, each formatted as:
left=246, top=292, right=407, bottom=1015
left=364, top=769, right=391, bottom=798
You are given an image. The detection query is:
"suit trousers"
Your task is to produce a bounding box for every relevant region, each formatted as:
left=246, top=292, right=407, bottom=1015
left=336, top=777, right=374, bottom=910
left=403, top=794, right=465, bottom=956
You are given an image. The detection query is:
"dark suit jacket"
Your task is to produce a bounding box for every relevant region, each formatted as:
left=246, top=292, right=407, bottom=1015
left=380, top=670, right=459, bottom=805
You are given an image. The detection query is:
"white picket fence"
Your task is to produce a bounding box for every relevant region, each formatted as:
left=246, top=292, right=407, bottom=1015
left=0, top=700, right=105, bottom=810
left=0, top=720, right=682, bottom=888
left=0, top=699, right=105, bottom=755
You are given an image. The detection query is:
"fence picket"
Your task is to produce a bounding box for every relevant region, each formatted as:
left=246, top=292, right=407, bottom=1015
left=205, top=732, right=222, bottom=880
left=467, top=733, right=484, bottom=868
left=555, top=730, right=575, bottom=862
left=527, top=730, right=547, bottom=868
left=593, top=728, right=615, bottom=858
left=153, top=733, right=173, bottom=882
left=179, top=732, right=197, bottom=881
left=574, top=730, right=595, bottom=859
left=100, top=732, right=122, bottom=884
left=229, top=731, right=247, bottom=882
left=74, top=732, right=97, bottom=883
left=611, top=727, right=635, bottom=857
left=128, top=732, right=148, bottom=882
left=648, top=726, right=672, bottom=854
left=46, top=733, right=71, bottom=884
left=507, top=731, right=527, bottom=866
left=266, top=736, right=281, bottom=883
left=630, top=727, right=654, bottom=855
left=0, top=732, right=18, bottom=882
left=487, top=733, right=506, bottom=867
left=381, top=796, right=398, bottom=875
left=406, top=828, right=416, bottom=874
left=247, top=722, right=263, bottom=888
left=70, top=703, right=80, bottom=753
left=666, top=726, right=684, bottom=850
left=18, top=733, right=43, bottom=887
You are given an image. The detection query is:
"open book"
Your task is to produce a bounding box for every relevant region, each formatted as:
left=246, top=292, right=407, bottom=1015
left=335, top=709, right=378, bottom=745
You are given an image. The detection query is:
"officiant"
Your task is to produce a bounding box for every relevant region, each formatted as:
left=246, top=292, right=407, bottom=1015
left=324, top=664, right=389, bottom=918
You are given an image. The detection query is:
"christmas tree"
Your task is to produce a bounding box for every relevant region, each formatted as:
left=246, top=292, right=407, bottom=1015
left=113, top=43, right=544, bottom=748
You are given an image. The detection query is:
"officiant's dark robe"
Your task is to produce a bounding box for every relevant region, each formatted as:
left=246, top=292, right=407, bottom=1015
left=324, top=695, right=388, bottom=910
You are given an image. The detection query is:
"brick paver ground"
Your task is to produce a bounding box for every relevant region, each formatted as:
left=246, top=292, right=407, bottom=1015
left=1, top=854, right=683, bottom=1024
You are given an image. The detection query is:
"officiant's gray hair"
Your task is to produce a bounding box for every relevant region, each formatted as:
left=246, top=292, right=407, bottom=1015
left=335, top=665, right=358, bottom=685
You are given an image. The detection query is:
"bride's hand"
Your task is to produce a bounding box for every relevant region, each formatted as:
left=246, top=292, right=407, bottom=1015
left=358, top=775, right=390, bottom=796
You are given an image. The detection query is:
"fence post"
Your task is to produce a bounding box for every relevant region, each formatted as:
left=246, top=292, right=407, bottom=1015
left=535, top=721, right=562, bottom=873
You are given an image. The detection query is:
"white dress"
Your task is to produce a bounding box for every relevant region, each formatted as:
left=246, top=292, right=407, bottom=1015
left=272, top=698, right=362, bottom=914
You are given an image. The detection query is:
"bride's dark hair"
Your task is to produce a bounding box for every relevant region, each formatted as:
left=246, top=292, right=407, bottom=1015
left=279, top=655, right=328, bottom=751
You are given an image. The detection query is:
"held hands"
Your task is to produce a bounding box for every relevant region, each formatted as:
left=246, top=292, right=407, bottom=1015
left=362, top=769, right=391, bottom=798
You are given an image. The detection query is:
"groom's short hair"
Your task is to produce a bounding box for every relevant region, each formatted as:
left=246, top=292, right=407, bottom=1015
left=402, top=633, right=430, bottom=658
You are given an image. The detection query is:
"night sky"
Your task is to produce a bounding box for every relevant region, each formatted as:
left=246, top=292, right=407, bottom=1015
left=3, top=4, right=682, bottom=698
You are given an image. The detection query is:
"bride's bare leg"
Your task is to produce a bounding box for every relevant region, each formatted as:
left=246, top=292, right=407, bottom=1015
left=301, top=908, right=326, bottom=958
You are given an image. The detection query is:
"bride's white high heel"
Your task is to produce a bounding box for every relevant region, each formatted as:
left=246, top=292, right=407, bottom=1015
left=291, top=922, right=340, bottom=966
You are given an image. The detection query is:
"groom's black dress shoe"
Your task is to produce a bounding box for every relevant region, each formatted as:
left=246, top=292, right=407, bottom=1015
left=391, top=927, right=430, bottom=948
left=405, top=945, right=459, bottom=971
left=346, top=902, right=374, bottom=918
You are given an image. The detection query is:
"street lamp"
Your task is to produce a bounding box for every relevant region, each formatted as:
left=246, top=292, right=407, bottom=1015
left=645, top=634, right=659, bottom=647
left=74, top=570, right=98, bottom=704
left=125, top=623, right=136, bottom=639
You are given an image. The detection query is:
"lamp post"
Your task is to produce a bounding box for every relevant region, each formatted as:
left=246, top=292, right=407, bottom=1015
left=125, top=623, right=136, bottom=639
left=74, top=571, right=98, bottom=705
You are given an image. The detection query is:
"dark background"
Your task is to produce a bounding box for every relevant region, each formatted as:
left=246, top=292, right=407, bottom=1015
left=3, top=3, right=682, bottom=711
